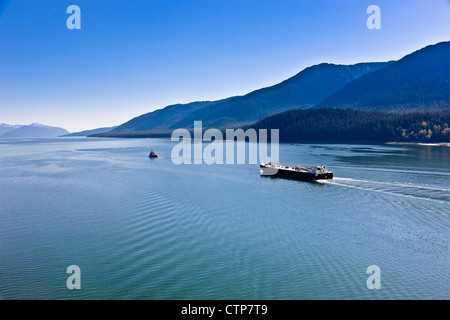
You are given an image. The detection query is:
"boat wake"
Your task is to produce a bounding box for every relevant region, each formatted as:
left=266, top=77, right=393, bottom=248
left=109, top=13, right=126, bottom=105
left=318, top=177, right=450, bottom=204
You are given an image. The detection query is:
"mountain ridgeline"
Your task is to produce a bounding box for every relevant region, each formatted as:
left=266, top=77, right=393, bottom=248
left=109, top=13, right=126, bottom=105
left=93, top=41, right=450, bottom=142
left=316, top=41, right=450, bottom=111
left=97, top=62, right=388, bottom=136
left=168, top=62, right=389, bottom=129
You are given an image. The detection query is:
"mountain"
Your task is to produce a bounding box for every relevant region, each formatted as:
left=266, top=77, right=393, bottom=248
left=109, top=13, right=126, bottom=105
left=250, top=108, right=450, bottom=142
left=316, top=41, right=450, bottom=111
left=168, top=62, right=390, bottom=129
left=61, top=126, right=118, bottom=137
left=98, top=62, right=389, bottom=136
left=96, top=40, right=450, bottom=139
left=0, top=123, right=21, bottom=136
left=108, top=101, right=213, bottom=133
left=1, top=123, right=69, bottom=138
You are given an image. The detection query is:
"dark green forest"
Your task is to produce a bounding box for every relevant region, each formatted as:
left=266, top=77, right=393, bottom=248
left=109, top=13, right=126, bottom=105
left=250, top=108, right=450, bottom=142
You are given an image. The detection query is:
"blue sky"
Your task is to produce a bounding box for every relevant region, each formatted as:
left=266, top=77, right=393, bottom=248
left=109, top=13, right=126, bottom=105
left=1, top=0, right=450, bottom=132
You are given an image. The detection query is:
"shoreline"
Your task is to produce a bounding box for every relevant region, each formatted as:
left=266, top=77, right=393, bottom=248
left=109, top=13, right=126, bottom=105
left=386, top=142, right=450, bottom=147
left=86, top=134, right=450, bottom=146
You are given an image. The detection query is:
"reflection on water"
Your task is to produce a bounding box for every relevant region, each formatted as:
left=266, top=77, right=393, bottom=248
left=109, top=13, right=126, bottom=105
left=0, top=138, right=448, bottom=299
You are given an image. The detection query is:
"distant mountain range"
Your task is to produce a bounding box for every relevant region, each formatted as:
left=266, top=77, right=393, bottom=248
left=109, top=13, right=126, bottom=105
left=94, top=40, right=450, bottom=138
left=62, top=126, right=118, bottom=137
left=0, top=124, right=21, bottom=136
left=0, top=123, right=69, bottom=138
left=0, top=124, right=119, bottom=138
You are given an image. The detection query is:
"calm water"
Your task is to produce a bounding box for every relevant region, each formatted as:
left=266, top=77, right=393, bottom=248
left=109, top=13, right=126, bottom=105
left=0, top=138, right=448, bottom=300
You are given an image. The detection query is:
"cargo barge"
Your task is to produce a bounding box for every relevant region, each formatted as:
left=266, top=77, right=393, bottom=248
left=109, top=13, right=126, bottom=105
left=260, top=162, right=333, bottom=181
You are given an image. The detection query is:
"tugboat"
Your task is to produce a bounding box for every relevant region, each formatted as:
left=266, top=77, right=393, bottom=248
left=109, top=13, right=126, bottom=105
left=149, top=150, right=158, bottom=158
left=260, top=162, right=333, bottom=181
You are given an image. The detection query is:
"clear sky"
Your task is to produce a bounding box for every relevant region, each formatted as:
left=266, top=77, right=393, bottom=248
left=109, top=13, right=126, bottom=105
left=1, top=0, right=450, bottom=132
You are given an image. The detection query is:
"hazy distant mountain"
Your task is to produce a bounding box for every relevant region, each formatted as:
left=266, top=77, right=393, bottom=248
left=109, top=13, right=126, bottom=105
left=62, top=126, right=118, bottom=137
left=1, top=123, right=69, bottom=138
left=99, top=62, right=388, bottom=136
left=0, top=123, right=21, bottom=136
left=316, top=41, right=450, bottom=111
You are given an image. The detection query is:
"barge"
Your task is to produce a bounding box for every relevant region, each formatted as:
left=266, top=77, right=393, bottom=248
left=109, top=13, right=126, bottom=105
left=260, top=162, right=333, bottom=181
